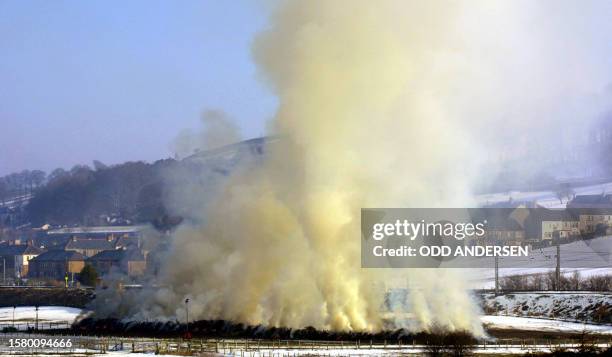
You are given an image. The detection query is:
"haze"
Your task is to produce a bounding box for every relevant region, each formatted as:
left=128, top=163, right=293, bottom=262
left=0, top=0, right=276, bottom=175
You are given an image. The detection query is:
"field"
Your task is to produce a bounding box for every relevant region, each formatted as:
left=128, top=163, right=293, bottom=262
left=0, top=305, right=611, bottom=355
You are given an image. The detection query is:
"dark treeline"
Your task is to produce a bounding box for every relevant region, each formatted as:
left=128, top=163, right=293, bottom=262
left=500, top=272, right=612, bottom=292
left=9, top=137, right=267, bottom=228
left=0, top=169, right=46, bottom=203
left=24, top=160, right=178, bottom=227
left=7, top=139, right=264, bottom=230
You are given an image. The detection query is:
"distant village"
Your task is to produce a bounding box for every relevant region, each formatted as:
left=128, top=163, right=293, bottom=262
left=1, top=135, right=612, bottom=287
left=480, top=193, right=612, bottom=248
left=0, top=194, right=610, bottom=287
left=0, top=138, right=267, bottom=287
left=0, top=224, right=155, bottom=287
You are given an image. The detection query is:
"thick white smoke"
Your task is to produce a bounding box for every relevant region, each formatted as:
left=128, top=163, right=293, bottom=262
left=127, top=0, right=612, bottom=335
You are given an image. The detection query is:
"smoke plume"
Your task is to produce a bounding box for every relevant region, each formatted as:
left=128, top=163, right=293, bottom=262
left=171, top=109, right=242, bottom=159
left=122, top=0, right=612, bottom=335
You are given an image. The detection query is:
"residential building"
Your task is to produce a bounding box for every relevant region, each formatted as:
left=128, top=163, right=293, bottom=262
left=567, top=194, right=612, bottom=209
left=484, top=216, right=525, bottom=246
left=0, top=241, right=44, bottom=279
left=64, top=237, right=117, bottom=257
left=573, top=208, right=612, bottom=235
left=88, top=249, right=146, bottom=277
left=114, top=235, right=140, bottom=250
left=28, top=250, right=86, bottom=280
left=524, top=209, right=580, bottom=243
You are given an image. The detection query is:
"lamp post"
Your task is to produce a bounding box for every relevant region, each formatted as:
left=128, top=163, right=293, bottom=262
left=184, top=298, right=190, bottom=338
left=35, top=305, right=39, bottom=332
left=555, top=240, right=561, bottom=291
left=494, top=255, right=499, bottom=296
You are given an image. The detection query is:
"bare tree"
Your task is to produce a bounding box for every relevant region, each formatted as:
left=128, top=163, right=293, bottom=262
left=48, top=168, right=68, bottom=181
left=30, top=170, right=46, bottom=190
left=0, top=179, right=6, bottom=205
left=568, top=271, right=581, bottom=291
left=555, top=183, right=575, bottom=204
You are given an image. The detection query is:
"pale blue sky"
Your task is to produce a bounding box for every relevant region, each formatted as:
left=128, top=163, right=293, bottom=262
left=0, top=0, right=276, bottom=175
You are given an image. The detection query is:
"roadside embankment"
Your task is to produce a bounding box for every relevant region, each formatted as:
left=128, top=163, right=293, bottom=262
left=0, top=287, right=94, bottom=308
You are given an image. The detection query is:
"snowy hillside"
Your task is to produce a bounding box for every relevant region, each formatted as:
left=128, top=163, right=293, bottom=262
left=477, top=181, right=612, bottom=209
left=482, top=292, right=611, bottom=323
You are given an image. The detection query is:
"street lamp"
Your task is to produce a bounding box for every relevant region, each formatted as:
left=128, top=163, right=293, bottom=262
left=184, top=298, right=190, bottom=338
left=35, top=305, right=39, bottom=332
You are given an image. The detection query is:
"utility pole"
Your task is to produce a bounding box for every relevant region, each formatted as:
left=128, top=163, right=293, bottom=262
left=555, top=240, right=561, bottom=291
left=65, top=257, right=69, bottom=288
left=184, top=298, right=190, bottom=339
left=494, top=255, right=499, bottom=296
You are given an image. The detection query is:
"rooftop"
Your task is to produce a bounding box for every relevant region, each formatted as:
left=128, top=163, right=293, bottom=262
left=46, top=225, right=148, bottom=235
left=30, top=250, right=86, bottom=262
left=88, top=249, right=145, bottom=262
left=568, top=194, right=612, bottom=207
left=533, top=208, right=579, bottom=221
left=0, top=244, right=45, bottom=256
left=65, top=238, right=116, bottom=251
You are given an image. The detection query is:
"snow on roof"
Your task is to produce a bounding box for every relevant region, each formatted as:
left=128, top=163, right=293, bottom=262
left=46, top=225, right=148, bottom=235
left=30, top=250, right=86, bottom=262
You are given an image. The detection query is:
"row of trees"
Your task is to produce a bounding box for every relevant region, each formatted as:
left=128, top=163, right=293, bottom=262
left=25, top=160, right=175, bottom=226
left=500, top=271, right=611, bottom=291
left=7, top=138, right=258, bottom=227
left=0, top=170, right=46, bottom=204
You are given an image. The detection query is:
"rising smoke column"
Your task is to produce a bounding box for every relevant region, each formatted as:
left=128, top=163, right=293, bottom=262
left=138, top=0, right=484, bottom=334
left=134, top=0, right=611, bottom=334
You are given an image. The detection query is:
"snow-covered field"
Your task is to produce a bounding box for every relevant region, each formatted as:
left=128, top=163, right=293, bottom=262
left=1, top=305, right=609, bottom=332
left=0, top=306, right=86, bottom=330
left=481, top=315, right=612, bottom=334
left=0, top=306, right=83, bottom=323
left=0, top=342, right=607, bottom=356
left=85, top=353, right=192, bottom=357
left=0, top=314, right=609, bottom=356
left=93, top=346, right=611, bottom=356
